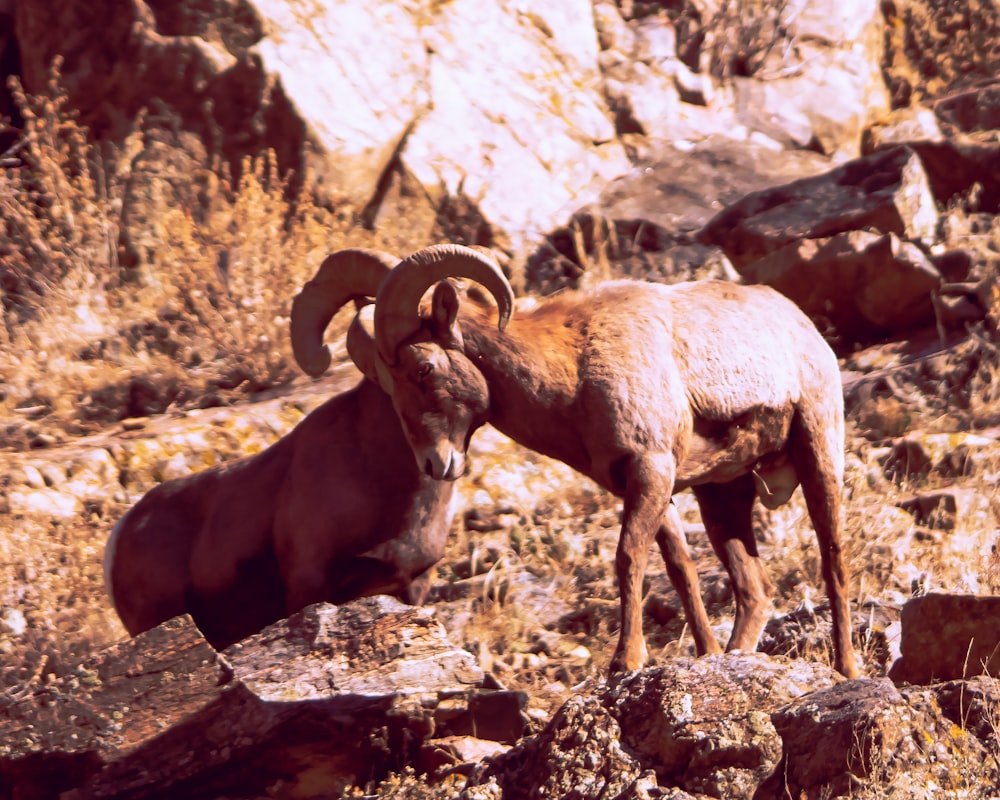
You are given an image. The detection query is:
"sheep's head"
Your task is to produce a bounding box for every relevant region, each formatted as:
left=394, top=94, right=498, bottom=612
left=373, top=245, right=513, bottom=481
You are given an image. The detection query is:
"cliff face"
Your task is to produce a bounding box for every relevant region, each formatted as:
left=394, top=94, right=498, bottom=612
left=7, top=0, right=894, bottom=262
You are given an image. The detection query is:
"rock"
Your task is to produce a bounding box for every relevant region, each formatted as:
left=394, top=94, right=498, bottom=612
left=896, top=489, right=976, bottom=531
left=598, top=14, right=724, bottom=147
left=698, top=146, right=939, bottom=271
left=465, top=652, right=1000, bottom=797
left=15, top=0, right=631, bottom=264
left=468, top=654, right=842, bottom=799
left=934, top=80, right=1000, bottom=134
left=736, top=229, right=941, bottom=344
left=760, top=602, right=902, bottom=676
left=932, top=675, right=1000, bottom=742
left=889, top=593, right=1000, bottom=684
left=931, top=279, right=992, bottom=328
left=395, top=0, right=632, bottom=259
left=861, top=105, right=944, bottom=154
left=422, top=736, right=511, bottom=780
left=605, top=654, right=838, bottom=797
left=0, top=615, right=229, bottom=799
left=2, top=446, right=126, bottom=518
left=599, top=137, right=834, bottom=234
left=765, top=677, right=992, bottom=798
left=464, top=693, right=652, bottom=800
left=880, top=431, right=999, bottom=481
left=767, top=679, right=905, bottom=796
left=10, top=0, right=917, bottom=270
left=907, top=139, right=1000, bottom=213
left=526, top=137, right=834, bottom=294
left=596, top=0, right=887, bottom=160
left=718, top=0, right=889, bottom=160
left=4, top=592, right=1000, bottom=798
left=0, top=599, right=524, bottom=799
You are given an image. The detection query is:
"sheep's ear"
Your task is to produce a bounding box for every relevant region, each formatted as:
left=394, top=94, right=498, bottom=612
left=431, top=280, right=464, bottom=349
left=346, top=305, right=379, bottom=384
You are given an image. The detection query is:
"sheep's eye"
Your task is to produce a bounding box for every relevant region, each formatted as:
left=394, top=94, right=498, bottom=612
left=417, top=362, right=434, bottom=380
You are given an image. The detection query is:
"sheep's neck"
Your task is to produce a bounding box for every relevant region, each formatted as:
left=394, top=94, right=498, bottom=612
left=461, top=308, right=591, bottom=474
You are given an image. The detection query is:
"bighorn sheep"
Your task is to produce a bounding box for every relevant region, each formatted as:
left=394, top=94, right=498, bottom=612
left=104, top=251, right=455, bottom=650
left=308, top=244, right=858, bottom=678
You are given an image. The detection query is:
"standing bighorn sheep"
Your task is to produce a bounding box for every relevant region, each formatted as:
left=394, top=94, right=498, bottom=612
left=303, top=243, right=858, bottom=678
left=104, top=251, right=455, bottom=650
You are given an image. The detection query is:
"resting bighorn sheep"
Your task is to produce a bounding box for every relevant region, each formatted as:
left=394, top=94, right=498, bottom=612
left=104, top=251, right=455, bottom=650
left=308, top=244, right=858, bottom=678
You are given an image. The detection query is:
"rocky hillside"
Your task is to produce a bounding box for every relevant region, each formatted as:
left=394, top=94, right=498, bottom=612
left=1, top=0, right=999, bottom=798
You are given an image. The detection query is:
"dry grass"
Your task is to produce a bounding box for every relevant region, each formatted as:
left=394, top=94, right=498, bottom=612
left=0, top=74, right=369, bottom=689
left=1, top=66, right=1000, bottom=799
left=0, top=66, right=371, bottom=446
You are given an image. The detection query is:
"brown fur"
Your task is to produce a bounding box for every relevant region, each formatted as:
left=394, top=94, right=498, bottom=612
left=104, top=378, right=454, bottom=650
left=375, top=261, right=859, bottom=679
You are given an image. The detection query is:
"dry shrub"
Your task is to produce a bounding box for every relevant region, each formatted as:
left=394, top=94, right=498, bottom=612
left=0, top=513, right=122, bottom=694
left=700, top=0, right=794, bottom=80
left=0, top=65, right=354, bottom=444
left=0, top=69, right=127, bottom=428
left=0, top=67, right=359, bottom=686
left=341, top=768, right=465, bottom=799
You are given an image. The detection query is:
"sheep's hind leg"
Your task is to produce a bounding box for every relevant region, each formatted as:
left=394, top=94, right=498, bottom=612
left=790, top=409, right=860, bottom=679
left=655, top=502, right=722, bottom=656
left=692, top=474, right=774, bottom=653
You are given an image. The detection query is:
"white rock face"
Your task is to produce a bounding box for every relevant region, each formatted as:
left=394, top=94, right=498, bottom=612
left=597, top=0, right=889, bottom=162
left=401, top=0, right=629, bottom=256
left=253, top=0, right=630, bottom=259
left=254, top=1, right=432, bottom=206
left=16, top=0, right=893, bottom=261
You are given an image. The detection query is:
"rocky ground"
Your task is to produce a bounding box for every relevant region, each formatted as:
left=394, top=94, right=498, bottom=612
left=3, top=141, right=1000, bottom=795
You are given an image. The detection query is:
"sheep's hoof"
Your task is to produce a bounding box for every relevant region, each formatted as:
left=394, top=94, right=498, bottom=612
left=608, top=645, right=648, bottom=674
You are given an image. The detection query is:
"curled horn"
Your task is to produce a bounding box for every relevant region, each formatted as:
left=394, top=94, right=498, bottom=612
left=345, top=305, right=384, bottom=387
left=290, top=249, right=400, bottom=376
left=373, top=244, right=514, bottom=365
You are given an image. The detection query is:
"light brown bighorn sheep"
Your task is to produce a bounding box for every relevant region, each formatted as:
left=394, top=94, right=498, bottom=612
left=104, top=251, right=455, bottom=650
left=325, top=243, right=858, bottom=677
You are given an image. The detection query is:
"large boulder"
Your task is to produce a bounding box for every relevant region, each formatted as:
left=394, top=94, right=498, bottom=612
left=767, top=678, right=991, bottom=798
left=595, top=0, right=888, bottom=160
left=699, top=146, right=939, bottom=268
left=14, top=0, right=631, bottom=263
left=889, top=594, right=1000, bottom=684
left=698, top=145, right=945, bottom=344
left=723, top=0, right=890, bottom=160
left=465, top=653, right=1000, bottom=798
left=738, top=229, right=941, bottom=343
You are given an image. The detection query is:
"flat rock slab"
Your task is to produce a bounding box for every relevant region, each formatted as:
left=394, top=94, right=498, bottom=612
left=698, top=145, right=939, bottom=269
left=0, top=598, right=524, bottom=800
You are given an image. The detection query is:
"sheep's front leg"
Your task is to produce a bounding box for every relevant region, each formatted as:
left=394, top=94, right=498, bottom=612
left=611, top=454, right=685, bottom=672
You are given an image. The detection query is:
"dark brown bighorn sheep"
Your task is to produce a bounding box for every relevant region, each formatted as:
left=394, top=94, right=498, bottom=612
left=105, top=250, right=455, bottom=650
left=326, top=243, right=857, bottom=677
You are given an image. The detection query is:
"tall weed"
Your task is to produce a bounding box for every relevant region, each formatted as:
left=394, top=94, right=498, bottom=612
left=0, top=66, right=353, bottom=444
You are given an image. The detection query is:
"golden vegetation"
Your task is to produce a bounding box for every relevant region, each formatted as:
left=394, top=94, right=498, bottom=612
left=1, top=67, right=361, bottom=443
left=0, top=73, right=361, bottom=690
left=2, top=68, right=1000, bottom=797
